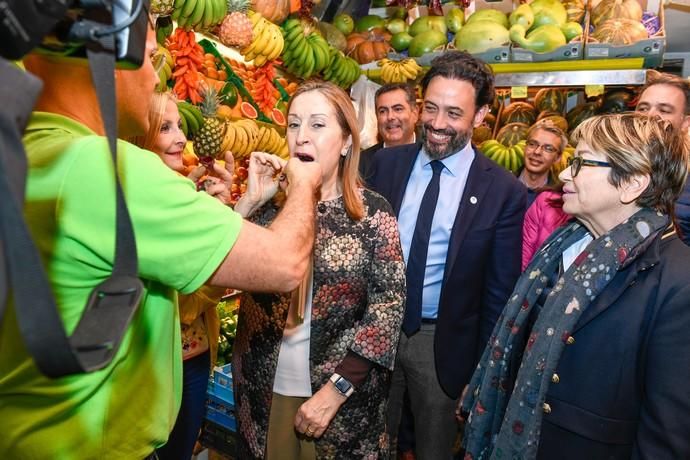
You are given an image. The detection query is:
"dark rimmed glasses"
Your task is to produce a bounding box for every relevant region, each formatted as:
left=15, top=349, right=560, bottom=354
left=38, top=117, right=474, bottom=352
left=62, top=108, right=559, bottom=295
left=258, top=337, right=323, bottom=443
left=567, top=156, right=611, bottom=177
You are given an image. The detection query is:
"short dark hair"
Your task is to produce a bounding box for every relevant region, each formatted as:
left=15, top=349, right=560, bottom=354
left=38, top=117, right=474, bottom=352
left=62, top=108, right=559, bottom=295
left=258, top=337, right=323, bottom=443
left=420, top=51, right=495, bottom=110
left=374, top=83, right=417, bottom=109
left=641, top=70, right=690, bottom=115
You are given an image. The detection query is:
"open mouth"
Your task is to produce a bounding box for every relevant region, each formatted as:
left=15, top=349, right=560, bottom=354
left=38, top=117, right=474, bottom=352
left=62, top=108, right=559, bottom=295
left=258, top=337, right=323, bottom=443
left=295, top=153, right=314, bottom=162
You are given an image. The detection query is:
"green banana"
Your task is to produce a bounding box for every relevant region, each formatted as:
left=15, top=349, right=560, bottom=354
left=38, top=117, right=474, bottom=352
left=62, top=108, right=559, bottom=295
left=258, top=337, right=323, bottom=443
left=188, top=0, right=206, bottom=28
left=180, top=0, right=198, bottom=19
left=179, top=111, right=189, bottom=138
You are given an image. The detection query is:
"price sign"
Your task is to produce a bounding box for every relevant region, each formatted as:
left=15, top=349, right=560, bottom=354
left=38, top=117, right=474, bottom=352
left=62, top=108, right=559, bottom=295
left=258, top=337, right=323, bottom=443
left=585, top=85, right=605, bottom=98
left=510, top=86, right=528, bottom=99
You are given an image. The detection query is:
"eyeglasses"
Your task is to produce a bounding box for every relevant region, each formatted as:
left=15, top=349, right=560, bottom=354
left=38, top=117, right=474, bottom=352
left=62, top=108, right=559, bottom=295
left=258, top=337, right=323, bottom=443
left=526, top=139, right=558, bottom=155
left=567, top=156, right=612, bottom=177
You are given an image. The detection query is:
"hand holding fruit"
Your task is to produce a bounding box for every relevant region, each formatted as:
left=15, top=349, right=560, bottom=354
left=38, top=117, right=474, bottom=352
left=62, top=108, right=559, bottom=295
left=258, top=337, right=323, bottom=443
left=188, top=150, right=235, bottom=205
left=234, top=151, right=286, bottom=217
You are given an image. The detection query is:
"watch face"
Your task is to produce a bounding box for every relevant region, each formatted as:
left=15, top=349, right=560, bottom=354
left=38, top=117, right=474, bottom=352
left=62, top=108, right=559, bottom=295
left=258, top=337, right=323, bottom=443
left=335, top=377, right=352, bottom=393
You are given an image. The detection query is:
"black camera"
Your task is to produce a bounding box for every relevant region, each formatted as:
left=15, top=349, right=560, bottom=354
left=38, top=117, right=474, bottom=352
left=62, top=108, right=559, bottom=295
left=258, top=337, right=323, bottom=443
left=0, top=0, right=149, bottom=67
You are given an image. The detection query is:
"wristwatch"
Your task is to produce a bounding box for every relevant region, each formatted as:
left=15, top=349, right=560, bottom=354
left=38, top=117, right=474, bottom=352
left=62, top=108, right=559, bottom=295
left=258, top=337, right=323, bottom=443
left=329, top=373, right=354, bottom=397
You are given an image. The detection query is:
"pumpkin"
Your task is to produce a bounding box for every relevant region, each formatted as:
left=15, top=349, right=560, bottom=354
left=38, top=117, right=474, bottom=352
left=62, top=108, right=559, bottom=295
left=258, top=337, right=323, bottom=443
left=473, top=124, right=493, bottom=145
left=591, top=18, right=648, bottom=45
left=536, top=112, right=569, bottom=132
left=562, top=0, right=585, bottom=24
left=346, top=29, right=392, bottom=64
left=591, top=0, right=643, bottom=27
left=500, top=101, right=537, bottom=126
left=253, top=0, right=290, bottom=25
left=496, top=122, right=530, bottom=147
left=566, top=101, right=600, bottom=132
left=484, top=112, right=497, bottom=129
left=534, top=88, right=567, bottom=113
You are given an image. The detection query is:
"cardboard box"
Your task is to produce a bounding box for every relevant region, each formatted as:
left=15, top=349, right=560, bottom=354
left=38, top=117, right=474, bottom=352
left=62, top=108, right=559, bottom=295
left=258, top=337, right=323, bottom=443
left=584, top=0, right=665, bottom=67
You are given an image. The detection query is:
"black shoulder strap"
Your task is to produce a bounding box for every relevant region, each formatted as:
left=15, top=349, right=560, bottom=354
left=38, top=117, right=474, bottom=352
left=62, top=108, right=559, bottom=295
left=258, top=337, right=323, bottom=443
left=0, top=40, right=143, bottom=378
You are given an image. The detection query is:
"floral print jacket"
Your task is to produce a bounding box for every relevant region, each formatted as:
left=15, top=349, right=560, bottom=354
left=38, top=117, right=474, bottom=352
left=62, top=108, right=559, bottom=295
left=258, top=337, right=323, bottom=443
left=232, top=189, right=406, bottom=459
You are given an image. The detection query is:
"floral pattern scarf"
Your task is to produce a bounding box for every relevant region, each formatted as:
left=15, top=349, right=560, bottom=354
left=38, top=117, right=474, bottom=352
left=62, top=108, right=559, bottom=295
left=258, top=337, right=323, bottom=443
left=461, top=207, right=669, bottom=460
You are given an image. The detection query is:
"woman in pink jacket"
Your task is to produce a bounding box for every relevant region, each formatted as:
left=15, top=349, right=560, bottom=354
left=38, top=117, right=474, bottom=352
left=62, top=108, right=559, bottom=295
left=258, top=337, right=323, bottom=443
left=521, top=186, right=571, bottom=271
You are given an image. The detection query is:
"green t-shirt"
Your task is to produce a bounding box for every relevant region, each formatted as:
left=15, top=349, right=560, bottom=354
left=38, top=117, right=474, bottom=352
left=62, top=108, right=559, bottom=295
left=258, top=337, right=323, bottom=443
left=0, top=113, right=243, bottom=459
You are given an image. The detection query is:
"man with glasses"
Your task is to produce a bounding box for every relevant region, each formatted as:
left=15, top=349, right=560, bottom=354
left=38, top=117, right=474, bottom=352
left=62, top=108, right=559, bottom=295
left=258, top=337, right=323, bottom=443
left=634, top=70, right=690, bottom=245
left=518, top=120, right=568, bottom=207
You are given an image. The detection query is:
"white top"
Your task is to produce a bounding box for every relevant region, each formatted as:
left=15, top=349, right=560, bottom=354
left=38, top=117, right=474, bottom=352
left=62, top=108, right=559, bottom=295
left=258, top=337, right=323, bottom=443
left=273, top=271, right=314, bottom=397
left=562, top=233, right=594, bottom=272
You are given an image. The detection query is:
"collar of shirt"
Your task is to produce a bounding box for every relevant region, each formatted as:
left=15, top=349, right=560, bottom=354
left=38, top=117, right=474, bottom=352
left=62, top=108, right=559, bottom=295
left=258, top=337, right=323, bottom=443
left=418, top=140, right=475, bottom=177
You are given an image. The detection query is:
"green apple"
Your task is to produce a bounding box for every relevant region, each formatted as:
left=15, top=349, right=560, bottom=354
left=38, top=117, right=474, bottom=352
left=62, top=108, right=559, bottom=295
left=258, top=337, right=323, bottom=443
left=333, top=13, right=355, bottom=36
left=386, top=18, right=408, bottom=35
left=445, top=8, right=465, bottom=33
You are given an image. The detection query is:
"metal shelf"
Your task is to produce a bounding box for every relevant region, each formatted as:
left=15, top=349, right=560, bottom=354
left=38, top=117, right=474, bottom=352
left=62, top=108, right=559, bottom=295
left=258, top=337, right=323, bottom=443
left=493, top=69, right=647, bottom=87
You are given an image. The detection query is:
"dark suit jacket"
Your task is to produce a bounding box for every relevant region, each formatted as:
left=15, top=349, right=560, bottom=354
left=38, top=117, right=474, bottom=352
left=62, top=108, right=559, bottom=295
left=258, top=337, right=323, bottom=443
left=368, top=142, right=527, bottom=398
left=358, top=142, right=383, bottom=187
left=537, top=230, right=690, bottom=459
left=674, top=173, right=690, bottom=245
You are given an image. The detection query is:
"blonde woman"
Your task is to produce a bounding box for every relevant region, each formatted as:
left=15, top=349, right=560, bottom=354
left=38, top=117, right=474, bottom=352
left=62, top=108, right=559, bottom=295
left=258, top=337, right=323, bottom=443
left=132, top=91, right=232, bottom=460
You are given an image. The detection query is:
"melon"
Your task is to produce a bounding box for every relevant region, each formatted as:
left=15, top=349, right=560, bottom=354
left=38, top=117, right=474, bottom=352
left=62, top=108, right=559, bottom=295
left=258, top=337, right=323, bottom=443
left=496, top=122, right=530, bottom=147
left=241, top=102, right=258, bottom=119
left=454, top=20, right=510, bottom=54
left=591, top=0, right=643, bottom=26
left=500, top=101, right=537, bottom=126
left=562, top=0, right=585, bottom=23
left=472, top=124, right=493, bottom=145
left=591, top=18, right=648, bottom=45
left=466, top=9, right=510, bottom=29
left=355, top=15, right=386, bottom=33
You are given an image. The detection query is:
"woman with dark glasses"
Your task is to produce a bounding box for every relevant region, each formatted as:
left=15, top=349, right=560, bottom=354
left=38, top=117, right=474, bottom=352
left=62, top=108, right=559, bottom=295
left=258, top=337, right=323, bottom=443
left=461, top=113, right=690, bottom=460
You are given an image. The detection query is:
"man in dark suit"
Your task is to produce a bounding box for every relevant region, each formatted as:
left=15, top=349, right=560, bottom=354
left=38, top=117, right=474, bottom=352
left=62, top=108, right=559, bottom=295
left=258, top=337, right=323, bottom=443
left=368, top=51, right=527, bottom=459
left=359, top=83, right=418, bottom=184
left=634, top=70, right=690, bottom=245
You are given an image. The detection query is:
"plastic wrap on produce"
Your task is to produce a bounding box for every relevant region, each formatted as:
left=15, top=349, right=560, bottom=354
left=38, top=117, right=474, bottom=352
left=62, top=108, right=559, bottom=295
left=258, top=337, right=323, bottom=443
left=642, top=11, right=661, bottom=36
left=351, top=75, right=381, bottom=151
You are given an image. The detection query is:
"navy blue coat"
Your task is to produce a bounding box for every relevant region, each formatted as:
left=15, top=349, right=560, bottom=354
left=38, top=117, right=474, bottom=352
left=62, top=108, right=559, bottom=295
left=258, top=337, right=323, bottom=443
left=367, top=142, right=527, bottom=398
left=537, top=228, right=690, bottom=459
left=674, top=174, right=690, bottom=245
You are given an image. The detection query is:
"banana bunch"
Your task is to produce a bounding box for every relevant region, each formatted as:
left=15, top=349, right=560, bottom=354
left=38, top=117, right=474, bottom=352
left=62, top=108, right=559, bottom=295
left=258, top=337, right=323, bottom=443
left=156, top=45, right=174, bottom=91
left=172, top=0, right=227, bottom=30
left=323, top=49, right=362, bottom=89
left=280, top=18, right=332, bottom=79
left=257, top=124, right=290, bottom=160
left=378, top=58, right=423, bottom=84
left=221, top=119, right=262, bottom=160
left=177, top=101, right=204, bottom=139
left=480, top=139, right=526, bottom=174
left=241, top=12, right=285, bottom=67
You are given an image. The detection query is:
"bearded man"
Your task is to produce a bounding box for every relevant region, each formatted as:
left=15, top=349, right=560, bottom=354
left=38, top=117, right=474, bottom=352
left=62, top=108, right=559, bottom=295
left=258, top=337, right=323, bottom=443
left=367, top=51, right=526, bottom=460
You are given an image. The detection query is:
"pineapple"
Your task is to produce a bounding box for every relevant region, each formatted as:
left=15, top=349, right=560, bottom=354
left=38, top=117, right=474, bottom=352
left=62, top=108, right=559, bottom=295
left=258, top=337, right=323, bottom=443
left=150, top=0, right=175, bottom=16
left=219, top=0, right=254, bottom=47
left=194, top=86, right=227, bottom=161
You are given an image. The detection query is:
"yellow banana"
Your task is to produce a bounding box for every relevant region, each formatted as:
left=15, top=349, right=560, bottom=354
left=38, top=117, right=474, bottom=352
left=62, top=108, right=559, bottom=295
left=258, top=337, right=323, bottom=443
left=221, top=122, right=235, bottom=153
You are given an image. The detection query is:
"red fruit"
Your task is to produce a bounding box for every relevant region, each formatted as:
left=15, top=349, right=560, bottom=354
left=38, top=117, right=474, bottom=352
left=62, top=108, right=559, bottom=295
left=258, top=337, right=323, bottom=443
left=271, top=107, right=286, bottom=127
left=240, top=102, right=258, bottom=119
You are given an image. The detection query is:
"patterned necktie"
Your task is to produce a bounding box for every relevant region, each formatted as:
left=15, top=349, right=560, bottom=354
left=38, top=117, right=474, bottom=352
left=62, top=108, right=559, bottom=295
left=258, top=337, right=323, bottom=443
left=402, top=160, right=444, bottom=336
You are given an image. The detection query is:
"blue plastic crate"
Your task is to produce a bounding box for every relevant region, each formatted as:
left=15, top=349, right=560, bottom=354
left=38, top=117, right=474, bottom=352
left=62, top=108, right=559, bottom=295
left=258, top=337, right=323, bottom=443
left=201, top=420, right=237, bottom=458
left=206, top=392, right=236, bottom=432
left=212, top=363, right=234, bottom=403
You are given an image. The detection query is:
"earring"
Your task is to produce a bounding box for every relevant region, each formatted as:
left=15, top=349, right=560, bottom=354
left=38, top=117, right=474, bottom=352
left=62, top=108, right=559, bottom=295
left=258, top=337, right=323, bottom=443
left=341, top=146, right=351, bottom=157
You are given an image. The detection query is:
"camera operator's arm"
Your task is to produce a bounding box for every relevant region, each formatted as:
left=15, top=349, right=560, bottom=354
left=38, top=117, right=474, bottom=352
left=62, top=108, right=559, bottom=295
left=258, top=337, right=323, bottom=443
left=208, top=158, right=321, bottom=292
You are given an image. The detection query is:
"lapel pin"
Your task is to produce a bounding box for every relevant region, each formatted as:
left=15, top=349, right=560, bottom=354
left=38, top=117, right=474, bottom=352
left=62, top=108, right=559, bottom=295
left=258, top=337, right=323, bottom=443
left=470, top=196, right=478, bottom=204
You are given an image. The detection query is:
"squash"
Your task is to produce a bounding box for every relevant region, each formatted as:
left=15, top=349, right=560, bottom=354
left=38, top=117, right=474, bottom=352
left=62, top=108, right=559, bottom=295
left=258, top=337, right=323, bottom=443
left=536, top=112, right=569, bottom=132
left=252, top=0, right=290, bottom=25
left=473, top=124, right=494, bottom=145
left=566, top=101, right=600, bottom=132
left=500, top=101, right=537, bottom=126
left=496, top=122, right=530, bottom=147
left=484, top=112, right=497, bottom=129
left=562, top=0, right=585, bottom=24
left=591, top=0, right=643, bottom=27
left=598, top=88, right=637, bottom=113
left=346, top=29, right=392, bottom=64
left=591, top=18, right=648, bottom=45
left=534, top=88, right=567, bottom=113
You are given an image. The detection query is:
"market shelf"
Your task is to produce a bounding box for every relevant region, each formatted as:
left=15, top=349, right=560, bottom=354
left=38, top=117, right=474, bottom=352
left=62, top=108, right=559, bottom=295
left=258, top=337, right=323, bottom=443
left=364, top=58, right=648, bottom=87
